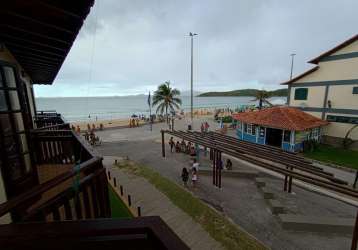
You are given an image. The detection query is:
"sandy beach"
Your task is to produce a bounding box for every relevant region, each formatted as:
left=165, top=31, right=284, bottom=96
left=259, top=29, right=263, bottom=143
left=70, top=107, right=226, bottom=131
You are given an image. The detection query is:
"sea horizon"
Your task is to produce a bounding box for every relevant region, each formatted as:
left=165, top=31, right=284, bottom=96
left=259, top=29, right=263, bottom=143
left=36, top=95, right=286, bottom=123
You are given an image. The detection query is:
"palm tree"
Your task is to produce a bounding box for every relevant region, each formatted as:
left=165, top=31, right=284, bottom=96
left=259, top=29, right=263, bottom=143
left=252, top=90, right=273, bottom=109
left=152, top=81, right=182, bottom=123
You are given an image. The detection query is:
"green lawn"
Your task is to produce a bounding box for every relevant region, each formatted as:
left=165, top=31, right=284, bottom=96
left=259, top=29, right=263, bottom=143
left=115, top=160, right=266, bottom=250
left=304, top=144, right=358, bottom=170
left=108, top=185, right=133, bottom=218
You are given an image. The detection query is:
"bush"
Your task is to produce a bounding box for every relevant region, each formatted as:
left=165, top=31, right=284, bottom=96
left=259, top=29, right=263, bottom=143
left=221, top=116, right=233, bottom=123
left=303, top=139, right=319, bottom=153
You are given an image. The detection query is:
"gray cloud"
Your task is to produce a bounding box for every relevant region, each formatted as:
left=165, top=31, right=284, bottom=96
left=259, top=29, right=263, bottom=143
left=35, top=0, right=358, bottom=97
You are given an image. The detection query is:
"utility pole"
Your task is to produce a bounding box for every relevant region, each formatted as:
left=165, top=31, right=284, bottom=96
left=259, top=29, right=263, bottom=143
left=189, top=32, right=197, bottom=130
left=290, top=53, right=296, bottom=80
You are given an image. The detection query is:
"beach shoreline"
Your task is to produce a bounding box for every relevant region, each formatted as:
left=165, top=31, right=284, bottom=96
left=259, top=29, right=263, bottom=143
left=71, top=108, right=217, bottom=131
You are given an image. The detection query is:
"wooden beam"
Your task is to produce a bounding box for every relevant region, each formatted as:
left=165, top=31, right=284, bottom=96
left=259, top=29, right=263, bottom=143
left=3, top=11, right=76, bottom=34
left=0, top=34, right=67, bottom=52
left=0, top=24, right=71, bottom=45
left=15, top=55, right=61, bottom=66
left=19, top=58, right=59, bottom=68
left=9, top=49, right=64, bottom=61
left=36, top=0, right=84, bottom=19
left=6, top=43, right=66, bottom=58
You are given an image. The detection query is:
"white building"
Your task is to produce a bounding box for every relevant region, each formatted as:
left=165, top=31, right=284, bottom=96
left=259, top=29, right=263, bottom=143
left=282, top=34, right=358, bottom=148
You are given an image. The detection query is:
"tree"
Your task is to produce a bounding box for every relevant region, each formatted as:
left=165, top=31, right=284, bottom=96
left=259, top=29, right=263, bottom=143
left=152, top=81, right=182, bottom=123
left=251, top=90, right=273, bottom=109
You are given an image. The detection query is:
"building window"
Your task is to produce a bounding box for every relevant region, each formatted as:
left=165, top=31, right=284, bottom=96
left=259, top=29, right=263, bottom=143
left=259, top=127, right=265, bottom=137
left=245, top=124, right=256, bottom=135
left=327, top=115, right=358, bottom=124
left=294, top=88, right=308, bottom=100
left=311, top=128, right=320, bottom=138
left=353, top=87, right=358, bottom=94
left=283, top=130, right=291, bottom=142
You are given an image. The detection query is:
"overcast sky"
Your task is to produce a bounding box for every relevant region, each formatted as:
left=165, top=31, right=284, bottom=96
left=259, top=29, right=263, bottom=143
left=34, top=0, right=358, bottom=97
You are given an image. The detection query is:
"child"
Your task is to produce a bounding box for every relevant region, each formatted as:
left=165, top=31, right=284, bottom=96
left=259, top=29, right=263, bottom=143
left=192, top=169, right=198, bottom=187
left=181, top=167, right=189, bottom=187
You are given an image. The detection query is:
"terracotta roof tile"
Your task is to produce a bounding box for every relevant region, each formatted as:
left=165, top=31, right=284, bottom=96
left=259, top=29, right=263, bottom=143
left=232, top=107, right=329, bottom=131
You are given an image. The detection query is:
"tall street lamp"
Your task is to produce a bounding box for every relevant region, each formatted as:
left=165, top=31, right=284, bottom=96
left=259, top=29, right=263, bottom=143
left=290, top=53, right=296, bottom=80
left=189, top=32, right=197, bottom=130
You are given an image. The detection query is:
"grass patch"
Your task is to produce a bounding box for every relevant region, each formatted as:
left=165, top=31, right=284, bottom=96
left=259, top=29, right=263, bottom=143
left=115, top=160, right=266, bottom=250
left=108, top=184, right=133, bottom=218
left=304, top=144, right=358, bottom=170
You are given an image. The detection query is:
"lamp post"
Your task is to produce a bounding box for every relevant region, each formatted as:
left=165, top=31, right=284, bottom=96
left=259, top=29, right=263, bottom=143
left=189, top=32, right=198, bottom=130
left=290, top=53, right=296, bottom=80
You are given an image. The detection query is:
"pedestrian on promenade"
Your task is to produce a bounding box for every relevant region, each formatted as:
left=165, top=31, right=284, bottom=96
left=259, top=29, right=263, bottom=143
left=186, top=142, right=191, bottom=154
left=192, top=168, right=198, bottom=187
left=169, top=137, right=174, bottom=153
left=181, top=139, right=186, bottom=152
left=226, top=159, right=232, bottom=170
left=175, top=141, right=181, bottom=152
left=181, top=167, right=189, bottom=187
left=192, top=159, right=199, bottom=172
left=205, top=122, right=210, bottom=132
left=190, top=146, right=196, bottom=159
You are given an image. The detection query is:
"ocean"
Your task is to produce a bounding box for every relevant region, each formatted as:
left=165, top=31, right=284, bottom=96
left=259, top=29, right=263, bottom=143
left=35, top=95, right=287, bottom=122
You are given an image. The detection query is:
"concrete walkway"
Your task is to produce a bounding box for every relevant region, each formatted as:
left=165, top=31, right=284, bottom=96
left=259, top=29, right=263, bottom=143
left=102, top=156, right=224, bottom=250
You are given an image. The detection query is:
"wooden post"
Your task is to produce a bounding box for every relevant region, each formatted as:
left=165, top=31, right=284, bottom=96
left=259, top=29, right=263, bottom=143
left=212, top=149, right=216, bottom=186
left=217, top=150, right=219, bottom=187
left=161, top=130, right=165, bottom=158
left=218, top=151, right=222, bottom=188
left=351, top=210, right=358, bottom=250
left=107, top=171, right=111, bottom=180
left=354, top=171, right=358, bottom=189
left=113, top=177, right=117, bottom=187
left=128, top=195, right=132, bottom=206
left=120, top=185, right=123, bottom=196
left=137, top=206, right=141, bottom=217
left=288, top=167, right=293, bottom=193
left=283, top=167, right=288, bottom=191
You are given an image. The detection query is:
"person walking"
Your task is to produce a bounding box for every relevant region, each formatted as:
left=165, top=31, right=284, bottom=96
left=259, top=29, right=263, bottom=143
left=181, top=167, right=189, bottom=187
left=169, top=137, right=174, bottom=153
left=192, top=159, right=200, bottom=172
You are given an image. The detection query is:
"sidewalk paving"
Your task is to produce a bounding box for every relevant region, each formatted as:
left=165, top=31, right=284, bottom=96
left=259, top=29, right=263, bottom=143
left=102, top=156, right=224, bottom=250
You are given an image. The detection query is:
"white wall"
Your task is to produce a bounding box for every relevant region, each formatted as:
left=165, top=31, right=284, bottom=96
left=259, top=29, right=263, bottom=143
left=289, top=85, right=326, bottom=108
left=323, top=113, right=358, bottom=140
left=327, top=84, right=358, bottom=110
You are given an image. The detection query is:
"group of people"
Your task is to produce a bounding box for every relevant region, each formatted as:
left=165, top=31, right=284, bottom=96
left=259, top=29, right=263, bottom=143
left=168, top=137, right=200, bottom=187
left=129, top=118, right=140, bottom=127
left=169, top=137, right=197, bottom=157
left=84, top=129, right=101, bottom=145
left=200, top=121, right=210, bottom=133
left=181, top=159, right=199, bottom=188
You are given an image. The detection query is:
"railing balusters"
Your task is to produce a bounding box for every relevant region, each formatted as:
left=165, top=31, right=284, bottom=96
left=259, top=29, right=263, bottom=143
left=90, top=178, right=100, bottom=218
left=52, top=206, right=61, bottom=221
left=74, top=194, right=83, bottom=220
left=82, top=186, right=92, bottom=219
left=63, top=198, right=73, bottom=220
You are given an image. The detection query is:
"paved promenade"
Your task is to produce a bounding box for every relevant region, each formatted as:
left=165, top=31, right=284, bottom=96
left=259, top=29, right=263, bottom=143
left=102, top=156, right=224, bottom=250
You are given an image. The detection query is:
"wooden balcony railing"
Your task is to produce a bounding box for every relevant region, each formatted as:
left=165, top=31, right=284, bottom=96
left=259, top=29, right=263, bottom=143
left=31, top=128, right=94, bottom=165
left=0, top=155, right=109, bottom=222
left=35, top=110, right=66, bottom=128
left=0, top=111, right=189, bottom=249
left=0, top=216, right=190, bottom=250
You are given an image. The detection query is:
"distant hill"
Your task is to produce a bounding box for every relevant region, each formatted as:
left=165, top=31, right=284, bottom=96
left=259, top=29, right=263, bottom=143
left=197, top=88, right=287, bottom=97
